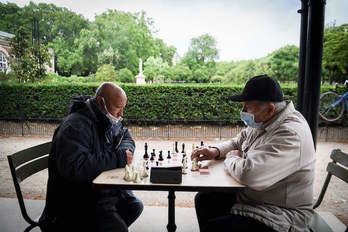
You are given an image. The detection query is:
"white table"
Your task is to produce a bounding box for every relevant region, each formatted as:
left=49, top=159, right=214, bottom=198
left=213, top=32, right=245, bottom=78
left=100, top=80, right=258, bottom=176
left=93, top=160, right=244, bottom=232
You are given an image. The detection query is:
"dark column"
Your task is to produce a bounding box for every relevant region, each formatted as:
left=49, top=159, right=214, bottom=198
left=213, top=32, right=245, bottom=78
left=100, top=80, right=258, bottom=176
left=296, top=0, right=308, bottom=113
left=302, top=0, right=326, bottom=148
left=167, top=190, right=176, bottom=232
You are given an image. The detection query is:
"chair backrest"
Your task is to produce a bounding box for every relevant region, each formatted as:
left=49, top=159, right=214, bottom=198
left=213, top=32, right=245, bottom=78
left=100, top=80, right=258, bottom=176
left=7, top=141, right=51, bottom=226
left=313, top=149, right=348, bottom=209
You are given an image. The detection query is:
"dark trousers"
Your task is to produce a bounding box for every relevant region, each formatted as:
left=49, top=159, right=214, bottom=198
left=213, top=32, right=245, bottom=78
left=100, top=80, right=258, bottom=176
left=96, top=194, right=143, bottom=232
left=195, top=192, right=276, bottom=232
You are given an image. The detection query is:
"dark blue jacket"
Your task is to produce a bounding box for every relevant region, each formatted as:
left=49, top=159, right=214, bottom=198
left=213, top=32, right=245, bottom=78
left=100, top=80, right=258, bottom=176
left=41, top=96, right=135, bottom=231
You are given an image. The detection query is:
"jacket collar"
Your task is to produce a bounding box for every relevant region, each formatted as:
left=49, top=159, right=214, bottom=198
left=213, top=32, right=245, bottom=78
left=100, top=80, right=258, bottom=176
left=263, top=100, right=294, bottom=132
left=87, top=98, right=112, bottom=133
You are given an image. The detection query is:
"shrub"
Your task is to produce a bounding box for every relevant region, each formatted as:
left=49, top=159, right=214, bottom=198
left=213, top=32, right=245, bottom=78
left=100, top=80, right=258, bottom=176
left=96, top=64, right=117, bottom=82
left=0, top=83, right=345, bottom=126
left=118, top=68, right=134, bottom=83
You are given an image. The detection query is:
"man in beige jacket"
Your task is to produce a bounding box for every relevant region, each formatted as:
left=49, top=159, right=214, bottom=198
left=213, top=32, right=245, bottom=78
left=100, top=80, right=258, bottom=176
left=192, top=74, right=315, bottom=232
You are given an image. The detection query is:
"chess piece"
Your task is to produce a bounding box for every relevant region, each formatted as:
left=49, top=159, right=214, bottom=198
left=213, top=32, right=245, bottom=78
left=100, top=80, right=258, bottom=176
left=167, top=150, right=171, bottom=159
left=131, top=165, right=137, bottom=181
left=191, top=158, right=199, bottom=171
left=181, top=143, right=185, bottom=154
left=182, top=158, right=188, bottom=174
left=172, top=142, right=178, bottom=161
left=143, top=142, right=149, bottom=160
left=200, top=141, right=204, bottom=147
left=159, top=151, right=164, bottom=161
left=124, top=164, right=132, bottom=181
left=172, top=143, right=176, bottom=154
left=158, top=151, right=164, bottom=166
left=134, top=170, right=142, bottom=183
left=175, top=141, right=179, bottom=153
left=141, top=161, right=149, bottom=177
left=150, top=153, right=155, bottom=163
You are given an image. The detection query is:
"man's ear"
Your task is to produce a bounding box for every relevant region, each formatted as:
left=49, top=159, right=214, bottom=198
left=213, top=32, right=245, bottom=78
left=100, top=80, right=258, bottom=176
left=96, top=95, right=106, bottom=112
left=268, top=103, right=276, bottom=115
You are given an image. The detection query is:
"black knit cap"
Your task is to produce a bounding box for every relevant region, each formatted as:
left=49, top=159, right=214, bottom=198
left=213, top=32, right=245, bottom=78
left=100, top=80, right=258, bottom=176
left=229, top=74, right=283, bottom=102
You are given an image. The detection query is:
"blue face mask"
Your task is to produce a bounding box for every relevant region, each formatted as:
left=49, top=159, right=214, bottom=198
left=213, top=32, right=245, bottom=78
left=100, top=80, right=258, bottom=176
left=240, top=111, right=263, bottom=128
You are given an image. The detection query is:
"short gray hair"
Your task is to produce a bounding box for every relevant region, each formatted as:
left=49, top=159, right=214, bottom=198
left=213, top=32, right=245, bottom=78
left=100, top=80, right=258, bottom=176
left=259, top=101, right=286, bottom=113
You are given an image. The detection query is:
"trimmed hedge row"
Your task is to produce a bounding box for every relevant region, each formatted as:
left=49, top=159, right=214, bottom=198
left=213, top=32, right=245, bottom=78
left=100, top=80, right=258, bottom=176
left=0, top=82, right=345, bottom=125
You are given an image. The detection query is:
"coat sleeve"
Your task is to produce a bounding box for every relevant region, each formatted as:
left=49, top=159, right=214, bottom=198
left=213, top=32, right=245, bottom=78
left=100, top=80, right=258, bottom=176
left=115, top=127, right=135, bottom=168
left=224, top=126, right=301, bottom=191
left=216, top=128, right=247, bottom=158
left=54, top=118, right=119, bottom=184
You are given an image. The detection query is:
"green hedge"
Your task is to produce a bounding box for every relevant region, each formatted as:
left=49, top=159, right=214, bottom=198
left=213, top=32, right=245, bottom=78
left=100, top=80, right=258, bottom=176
left=0, top=82, right=345, bottom=126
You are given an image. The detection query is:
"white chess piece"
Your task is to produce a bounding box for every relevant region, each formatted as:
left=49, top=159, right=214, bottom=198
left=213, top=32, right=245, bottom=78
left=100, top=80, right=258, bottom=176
left=131, top=165, right=137, bottom=181
left=141, top=161, right=149, bottom=178
left=124, top=165, right=132, bottom=182
left=191, top=158, right=199, bottom=171
left=134, top=170, right=142, bottom=183
left=182, top=158, right=188, bottom=174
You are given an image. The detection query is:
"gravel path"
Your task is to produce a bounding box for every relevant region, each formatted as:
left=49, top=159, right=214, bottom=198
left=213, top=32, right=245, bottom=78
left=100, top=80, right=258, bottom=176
left=1, top=136, right=347, bottom=225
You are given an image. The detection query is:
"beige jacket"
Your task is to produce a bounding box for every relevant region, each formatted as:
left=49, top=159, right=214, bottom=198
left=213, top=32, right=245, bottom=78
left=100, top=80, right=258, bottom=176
left=217, top=101, right=315, bottom=232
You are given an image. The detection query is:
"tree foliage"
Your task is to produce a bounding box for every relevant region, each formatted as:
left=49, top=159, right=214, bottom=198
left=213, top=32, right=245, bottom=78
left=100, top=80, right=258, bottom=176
left=267, top=45, right=299, bottom=83
left=119, top=68, right=134, bottom=83
left=9, top=27, right=50, bottom=82
left=322, top=24, right=348, bottom=83
left=96, top=64, right=117, bottom=82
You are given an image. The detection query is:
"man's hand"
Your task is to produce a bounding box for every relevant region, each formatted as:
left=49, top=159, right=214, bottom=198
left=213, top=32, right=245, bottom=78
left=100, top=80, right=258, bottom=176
left=126, top=149, right=133, bottom=165
left=191, top=146, right=219, bottom=161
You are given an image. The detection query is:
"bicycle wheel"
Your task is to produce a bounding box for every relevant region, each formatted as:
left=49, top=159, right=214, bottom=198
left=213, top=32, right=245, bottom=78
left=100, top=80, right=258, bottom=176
left=319, top=91, right=345, bottom=122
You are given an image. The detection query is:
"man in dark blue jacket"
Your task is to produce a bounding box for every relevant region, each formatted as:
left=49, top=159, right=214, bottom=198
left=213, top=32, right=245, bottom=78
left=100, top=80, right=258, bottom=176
left=41, top=82, right=143, bottom=232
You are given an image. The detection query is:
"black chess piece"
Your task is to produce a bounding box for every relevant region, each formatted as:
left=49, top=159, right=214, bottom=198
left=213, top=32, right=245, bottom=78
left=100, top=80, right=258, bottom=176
left=201, top=141, right=204, bottom=147
left=143, top=142, right=149, bottom=160
left=175, top=141, right=179, bottom=153
left=167, top=150, right=171, bottom=159
left=159, top=151, right=164, bottom=161
left=150, top=153, right=155, bottom=162
left=181, top=143, right=185, bottom=154
left=152, top=149, right=156, bottom=158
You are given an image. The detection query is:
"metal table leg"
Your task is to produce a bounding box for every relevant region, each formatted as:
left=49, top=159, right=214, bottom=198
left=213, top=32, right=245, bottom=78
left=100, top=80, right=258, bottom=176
left=167, top=190, right=177, bottom=232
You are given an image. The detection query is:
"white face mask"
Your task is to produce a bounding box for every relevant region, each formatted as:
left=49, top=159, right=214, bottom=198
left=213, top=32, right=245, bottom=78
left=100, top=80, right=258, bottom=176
left=102, top=97, right=123, bottom=125
left=240, top=111, right=263, bottom=128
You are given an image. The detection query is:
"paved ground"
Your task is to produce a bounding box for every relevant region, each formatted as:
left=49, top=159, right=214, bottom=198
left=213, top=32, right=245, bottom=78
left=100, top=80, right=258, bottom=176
left=0, top=135, right=347, bottom=225
left=0, top=198, right=198, bottom=232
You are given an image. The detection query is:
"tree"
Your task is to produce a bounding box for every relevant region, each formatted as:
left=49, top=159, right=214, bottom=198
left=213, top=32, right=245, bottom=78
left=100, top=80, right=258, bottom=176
left=322, top=24, right=348, bottom=84
left=182, top=33, right=218, bottom=70
left=0, top=2, right=21, bottom=33
left=144, top=56, right=169, bottom=83
left=93, top=10, right=160, bottom=74
left=96, top=64, right=117, bottom=82
left=118, top=68, right=134, bottom=83
left=171, top=64, right=192, bottom=82
left=74, top=29, right=99, bottom=76
left=155, top=38, right=176, bottom=66
left=9, top=27, right=50, bottom=82
left=267, top=45, right=299, bottom=82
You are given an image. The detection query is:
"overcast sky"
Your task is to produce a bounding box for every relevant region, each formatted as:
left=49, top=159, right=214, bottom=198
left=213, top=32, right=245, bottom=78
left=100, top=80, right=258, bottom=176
left=4, top=0, right=348, bottom=61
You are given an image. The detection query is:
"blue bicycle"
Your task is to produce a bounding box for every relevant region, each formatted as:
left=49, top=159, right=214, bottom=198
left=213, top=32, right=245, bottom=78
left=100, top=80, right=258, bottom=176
left=319, top=80, right=348, bottom=122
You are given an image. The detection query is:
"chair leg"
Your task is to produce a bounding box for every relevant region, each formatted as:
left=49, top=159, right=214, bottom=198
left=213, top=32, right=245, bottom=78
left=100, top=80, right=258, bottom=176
left=24, top=223, right=38, bottom=232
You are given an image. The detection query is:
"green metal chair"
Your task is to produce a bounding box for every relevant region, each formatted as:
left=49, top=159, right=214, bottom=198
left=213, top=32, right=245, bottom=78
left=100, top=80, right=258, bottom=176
left=308, top=149, right=348, bottom=232
left=7, top=142, right=51, bottom=232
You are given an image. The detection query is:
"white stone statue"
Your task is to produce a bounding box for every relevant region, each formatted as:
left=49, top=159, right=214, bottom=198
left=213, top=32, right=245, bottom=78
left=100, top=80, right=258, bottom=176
left=139, top=58, right=143, bottom=74
left=136, top=58, right=146, bottom=84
